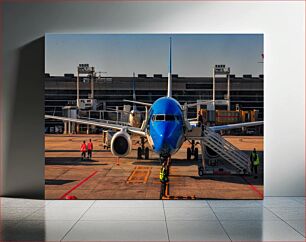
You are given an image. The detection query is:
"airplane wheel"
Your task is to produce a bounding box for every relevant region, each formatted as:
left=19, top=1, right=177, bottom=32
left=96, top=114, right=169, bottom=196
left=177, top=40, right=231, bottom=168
left=187, top=148, right=192, bottom=160
left=144, top=147, right=150, bottom=160
left=198, top=168, right=204, bottom=177
left=137, top=147, right=142, bottom=159
left=194, top=148, right=199, bottom=161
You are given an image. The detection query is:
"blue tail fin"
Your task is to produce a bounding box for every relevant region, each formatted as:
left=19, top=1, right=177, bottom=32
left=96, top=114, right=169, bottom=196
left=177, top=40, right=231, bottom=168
left=167, top=37, right=172, bottom=97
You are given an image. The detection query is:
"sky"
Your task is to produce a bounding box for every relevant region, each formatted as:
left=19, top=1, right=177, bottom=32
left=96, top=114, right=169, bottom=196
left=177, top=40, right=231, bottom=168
left=45, top=34, right=263, bottom=77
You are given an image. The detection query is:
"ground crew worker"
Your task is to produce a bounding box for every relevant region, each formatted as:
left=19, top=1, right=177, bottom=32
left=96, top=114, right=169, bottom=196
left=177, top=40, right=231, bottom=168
left=250, top=148, right=260, bottom=178
left=159, top=165, right=168, bottom=183
left=253, top=152, right=260, bottom=179
left=160, top=165, right=169, bottom=197
left=87, top=139, right=93, bottom=160
left=80, top=141, right=87, bottom=160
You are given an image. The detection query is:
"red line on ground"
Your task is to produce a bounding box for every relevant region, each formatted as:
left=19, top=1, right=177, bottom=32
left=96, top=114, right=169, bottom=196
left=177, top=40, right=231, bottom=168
left=59, top=171, right=98, bottom=199
left=243, top=176, right=264, bottom=199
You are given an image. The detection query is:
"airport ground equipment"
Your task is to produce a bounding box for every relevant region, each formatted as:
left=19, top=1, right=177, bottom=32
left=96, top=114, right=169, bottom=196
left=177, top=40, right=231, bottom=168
left=187, top=126, right=251, bottom=175
left=77, top=64, right=97, bottom=110
left=197, top=108, right=260, bottom=134
left=213, top=64, right=231, bottom=111
left=191, top=139, right=207, bottom=177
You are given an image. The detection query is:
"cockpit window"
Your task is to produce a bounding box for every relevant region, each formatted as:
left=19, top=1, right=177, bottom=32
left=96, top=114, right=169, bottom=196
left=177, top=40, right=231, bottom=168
left=155, top=115, right=165, bottom=121
left=165, top=115, right=175, bottom=121
left=152, top=114, right=181, bottom=122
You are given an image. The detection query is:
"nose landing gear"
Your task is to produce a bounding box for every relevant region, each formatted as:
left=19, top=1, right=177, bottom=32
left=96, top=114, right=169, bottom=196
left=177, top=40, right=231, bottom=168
left=137, top=137, right=150, bottom=160
left=187, top=140, right=199, bottom=161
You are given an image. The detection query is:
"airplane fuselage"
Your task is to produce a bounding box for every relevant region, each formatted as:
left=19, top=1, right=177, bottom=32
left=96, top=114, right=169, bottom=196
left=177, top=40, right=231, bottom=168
left=147, top=97, right=185, bottom=158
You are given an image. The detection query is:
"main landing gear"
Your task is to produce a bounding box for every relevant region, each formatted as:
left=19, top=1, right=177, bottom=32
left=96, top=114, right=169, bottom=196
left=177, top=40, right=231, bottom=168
left=187, top=140, right=199, bottom=161
left=137, top=137, right=150, bottom=160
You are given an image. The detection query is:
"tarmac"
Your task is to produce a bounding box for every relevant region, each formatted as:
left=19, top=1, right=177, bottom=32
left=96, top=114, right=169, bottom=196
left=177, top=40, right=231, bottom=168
left=45, top=134, right=264, bottom=200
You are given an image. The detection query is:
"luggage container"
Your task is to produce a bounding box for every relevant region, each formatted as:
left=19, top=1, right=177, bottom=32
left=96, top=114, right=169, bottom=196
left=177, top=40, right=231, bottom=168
left=215, top=110, right=240, bottom=125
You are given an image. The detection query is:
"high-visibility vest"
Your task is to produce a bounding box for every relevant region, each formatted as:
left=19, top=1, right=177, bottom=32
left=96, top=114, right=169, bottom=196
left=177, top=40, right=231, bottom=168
left=160, top=168, right=166, bottom=182
left=253, top=154, right=260, bottom=166
left=251, top=152, right=256, bottom=160
left=160, top=168, right=164, bottom=181
left=87, top=142, right=93, bottom=150
left=80, top=144, right=87, bottom=152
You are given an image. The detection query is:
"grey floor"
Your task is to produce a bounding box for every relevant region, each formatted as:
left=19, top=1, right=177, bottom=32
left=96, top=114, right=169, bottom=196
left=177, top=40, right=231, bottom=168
left=0, top=197, right=304, bottom=241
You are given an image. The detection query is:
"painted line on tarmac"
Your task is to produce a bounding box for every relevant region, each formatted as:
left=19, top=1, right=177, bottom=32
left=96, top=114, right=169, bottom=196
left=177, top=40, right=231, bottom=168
left=243, top=176, right=264, bottom=199
left=59, top=171, right=98, bottom=199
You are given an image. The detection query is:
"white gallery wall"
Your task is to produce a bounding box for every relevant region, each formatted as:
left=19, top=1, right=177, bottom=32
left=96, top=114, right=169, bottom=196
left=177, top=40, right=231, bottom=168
left=1, top=1, right=305, bottom=197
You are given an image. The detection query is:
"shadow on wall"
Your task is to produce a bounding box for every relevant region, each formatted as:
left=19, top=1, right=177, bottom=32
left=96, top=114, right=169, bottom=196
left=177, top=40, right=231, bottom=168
left=3, top=37, right=45, bottom=199
left=1, top=218, right=46, bottom=241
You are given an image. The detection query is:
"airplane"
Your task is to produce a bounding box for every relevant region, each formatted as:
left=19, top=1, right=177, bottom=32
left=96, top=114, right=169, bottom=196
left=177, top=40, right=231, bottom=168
left=128, top=72, right=143, bottom=128
left=45, top=37, right=263, bottom=173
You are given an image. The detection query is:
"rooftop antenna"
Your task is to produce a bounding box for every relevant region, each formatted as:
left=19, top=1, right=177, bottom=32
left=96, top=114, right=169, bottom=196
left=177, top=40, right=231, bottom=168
left=132, top=72, right=136, bottom=110
left=167, top=37, right=172, bottom=98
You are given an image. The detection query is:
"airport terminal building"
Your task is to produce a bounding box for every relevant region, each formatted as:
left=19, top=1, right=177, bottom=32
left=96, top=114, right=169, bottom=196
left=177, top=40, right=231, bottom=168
left=45, top=73, right=264, bottom=128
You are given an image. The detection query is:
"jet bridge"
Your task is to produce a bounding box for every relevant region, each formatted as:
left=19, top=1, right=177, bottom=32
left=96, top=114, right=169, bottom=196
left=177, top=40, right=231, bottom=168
left=186, top=127, right=251, bottom=175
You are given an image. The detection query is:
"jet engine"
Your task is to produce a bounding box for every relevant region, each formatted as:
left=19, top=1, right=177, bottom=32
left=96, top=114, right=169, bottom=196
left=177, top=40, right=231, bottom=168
left=110, top=130, right=132, bottom=157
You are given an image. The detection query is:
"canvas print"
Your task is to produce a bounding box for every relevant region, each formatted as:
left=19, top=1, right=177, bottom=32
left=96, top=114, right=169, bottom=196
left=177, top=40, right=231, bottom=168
left=45, top=34, right=264, bottom=199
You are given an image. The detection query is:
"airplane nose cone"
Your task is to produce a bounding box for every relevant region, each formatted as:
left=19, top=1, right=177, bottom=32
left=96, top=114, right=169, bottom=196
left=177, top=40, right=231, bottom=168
left=154, top=135, right=170, bottom=155
left=151, top=122, right=177, bottom=155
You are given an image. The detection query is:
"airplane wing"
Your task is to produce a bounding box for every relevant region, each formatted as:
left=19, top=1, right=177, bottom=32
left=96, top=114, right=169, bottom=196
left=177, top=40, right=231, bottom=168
left=208, top=121, right=264, bottom=132
left=123, top=99, right=152, bottom=107
left=78, top=116, right=131, bottom=127
left=45, top=115, right=146, bottom=137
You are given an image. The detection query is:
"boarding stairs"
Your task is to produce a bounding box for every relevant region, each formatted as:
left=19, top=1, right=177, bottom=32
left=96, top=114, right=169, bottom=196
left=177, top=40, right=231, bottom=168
left=187, top=127, right=251, bottom=174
